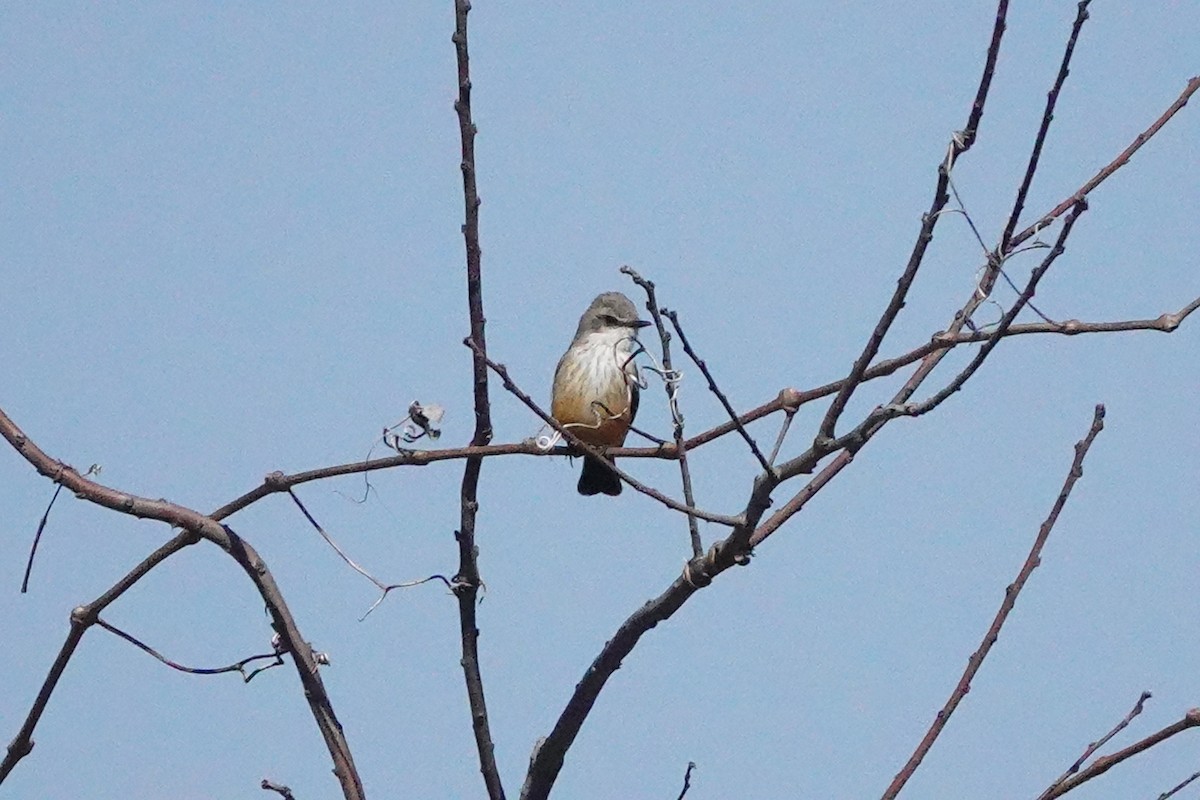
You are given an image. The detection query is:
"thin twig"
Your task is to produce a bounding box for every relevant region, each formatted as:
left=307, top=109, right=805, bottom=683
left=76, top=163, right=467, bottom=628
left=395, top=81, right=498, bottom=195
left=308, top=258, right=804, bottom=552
left=897, top=74, right=1200, bottom=410
left=0, top=410, right=364, bottom=799
left=881, top=404, right=1107, bottom=799
left=468, top=340, right=742, bottom=527
left=1039, top=709, right=1200, bottom=799
left=898, top=198, right=1088, bottom=417
left=261, top=779, right=297, bottom=800
left=676, top=761, right=697, bottom=800
left=622, top=266, right=703, bottom=557
left=0, top=532, right=195, bottom=783
left=754, top=269, right=1192, bottom=550
left=662, top=307, right=773, bottom=475
left=287, top=489, right=450, bottom=619
left=21, top=483, right=63, bottom=593
left=814, top=0, right=1010, bottom=446
left=999, top=1, right=1092, bottom=254
left=96, top=618, right=285, bottom=682
left=289, top=490, right=384, bottom=588
left=1038, top=690, right=1151, bottom=799
left=765, top=410, right=796, bottom=467
left=1010, top=75, right=1200, bottom=251
left=995, top=263, right=1054, bottom=324
left=1158, top=770, right=1200, bottom=800
left=359, top=575, right=456, bottom=622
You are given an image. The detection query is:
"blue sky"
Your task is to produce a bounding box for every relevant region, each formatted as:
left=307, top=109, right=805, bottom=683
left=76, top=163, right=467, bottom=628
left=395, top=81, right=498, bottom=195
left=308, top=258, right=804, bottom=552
left=2, top=3, right=1198, bottom=798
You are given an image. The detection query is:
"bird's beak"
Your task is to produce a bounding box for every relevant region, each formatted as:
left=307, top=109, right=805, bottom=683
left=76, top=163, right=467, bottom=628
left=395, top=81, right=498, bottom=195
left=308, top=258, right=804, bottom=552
left=635, top=319, right=652, bottom=329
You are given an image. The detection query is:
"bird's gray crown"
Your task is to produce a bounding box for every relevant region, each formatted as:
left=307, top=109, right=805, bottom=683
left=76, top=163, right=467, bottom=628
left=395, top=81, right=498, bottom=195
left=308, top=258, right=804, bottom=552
left=573, top=292, right=649, bottom=339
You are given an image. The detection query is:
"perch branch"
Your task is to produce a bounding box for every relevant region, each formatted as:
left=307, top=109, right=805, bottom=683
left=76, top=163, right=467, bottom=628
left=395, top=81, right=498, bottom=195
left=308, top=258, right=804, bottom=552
left=622, top=266, right=703, bottom=556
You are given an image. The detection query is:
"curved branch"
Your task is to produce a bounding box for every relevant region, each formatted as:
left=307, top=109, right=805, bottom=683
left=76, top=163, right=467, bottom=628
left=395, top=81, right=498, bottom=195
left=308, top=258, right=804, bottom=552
left=0, top=409, right=364, bottom=799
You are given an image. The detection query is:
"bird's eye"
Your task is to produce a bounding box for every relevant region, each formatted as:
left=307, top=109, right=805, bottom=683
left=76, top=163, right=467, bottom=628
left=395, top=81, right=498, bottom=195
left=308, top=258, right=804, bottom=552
left=601, top=314, right=619, bottom=325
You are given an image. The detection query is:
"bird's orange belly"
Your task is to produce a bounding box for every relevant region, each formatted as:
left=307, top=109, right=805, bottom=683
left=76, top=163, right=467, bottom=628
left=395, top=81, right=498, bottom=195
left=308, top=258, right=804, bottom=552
left=552, top=383, right=633, bottom=447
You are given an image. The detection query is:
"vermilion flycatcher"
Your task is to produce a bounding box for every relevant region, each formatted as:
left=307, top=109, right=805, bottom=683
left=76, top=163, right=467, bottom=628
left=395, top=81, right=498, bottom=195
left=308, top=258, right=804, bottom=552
left=551, top=292, right=651, bottom=496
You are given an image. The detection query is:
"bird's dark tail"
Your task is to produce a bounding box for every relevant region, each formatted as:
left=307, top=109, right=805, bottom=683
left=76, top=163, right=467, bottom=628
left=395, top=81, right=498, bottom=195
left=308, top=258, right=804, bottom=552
left=578, top=455, right=622, bottom=496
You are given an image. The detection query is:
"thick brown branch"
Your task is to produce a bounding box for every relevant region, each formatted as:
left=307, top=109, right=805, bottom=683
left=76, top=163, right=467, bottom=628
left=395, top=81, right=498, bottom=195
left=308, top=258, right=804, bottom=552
left=520, top=576, right=701, bottom=800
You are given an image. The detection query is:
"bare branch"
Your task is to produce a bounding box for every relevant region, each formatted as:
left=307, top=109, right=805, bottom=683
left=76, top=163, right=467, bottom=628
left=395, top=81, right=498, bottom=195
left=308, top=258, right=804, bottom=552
left=520, top=575, right=702, bottom=800
left=1158, top=770, right=1200, bottom=800
left=765, top=409, right=796, bottom=468
left=1, top=532, right=194, bottom=782
left=20, top=483, right=63, bottom=593
left=287, top=489, right=449, bottom=619
left=261, top=779, right=297, bottom=800
left=676, top=761, right=697, bottom=800
left=96, top=617, right=285, bottom=681
left=897, top=198, right=1088, bottom=417
left=469, top=340, right=743, bottom=527
left=289, top=489, right=384, bottom=588
left=451, top=0, right=505, bottom=796
left=881, top=404, right=1107, bottom=799
left=751, top=449, right=850, bottom=548
left=815, top=0, right=1010, bottom=445
left=359, top=575, right=457, bottom=622
left=0, top=408, right=364, bottom=799
left=662, top=307, right=773, bottom=475
left=999, top=1, right=1092, bottom=254
left=623, top=266, right=703, bottom=557
left=1010, top=74, right=1200, bottom=251
left=1039, top=709, right=1200, bottom=799
left=201, top=287, right=1199, bottom=528
left=894, top=72, right=1200, bottom=409
left=1038, top=690, right=1151, bottom=800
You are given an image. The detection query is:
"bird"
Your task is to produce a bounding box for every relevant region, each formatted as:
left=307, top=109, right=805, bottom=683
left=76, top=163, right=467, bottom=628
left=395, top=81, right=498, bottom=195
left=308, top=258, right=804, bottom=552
left=551, top=292, right=651, bottom=495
